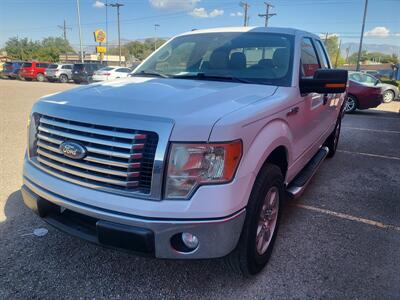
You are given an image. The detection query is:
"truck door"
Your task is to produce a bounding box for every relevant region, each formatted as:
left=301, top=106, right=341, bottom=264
left=299, top=37, right=329, bottom=151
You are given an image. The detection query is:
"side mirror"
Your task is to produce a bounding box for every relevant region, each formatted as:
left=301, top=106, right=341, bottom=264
left=300, top=69, right=348, bottom=94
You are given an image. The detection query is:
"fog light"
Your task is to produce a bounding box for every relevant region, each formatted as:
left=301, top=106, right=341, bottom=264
left=181, top=232, right=199, bottom=250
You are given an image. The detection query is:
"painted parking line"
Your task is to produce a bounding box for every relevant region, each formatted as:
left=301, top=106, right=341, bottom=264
left=343, top=127, right=400, bottom=134
left=295, top=203, right=400, bottom=233
left=337, top=150, right=400, bottom=161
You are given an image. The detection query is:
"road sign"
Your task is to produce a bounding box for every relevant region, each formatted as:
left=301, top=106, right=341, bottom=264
left=94, top=29, right=106, bottom=43
left=96, top=46, right=107, bottom=54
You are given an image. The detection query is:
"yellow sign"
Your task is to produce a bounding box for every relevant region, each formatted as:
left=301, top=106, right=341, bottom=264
left=96, top=46, right=107, bottom=54
left=94, top=29, right=107, bottom=43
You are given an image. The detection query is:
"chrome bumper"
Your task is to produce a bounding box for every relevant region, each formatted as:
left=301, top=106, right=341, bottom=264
left=22, top=177, right=246, bottom=259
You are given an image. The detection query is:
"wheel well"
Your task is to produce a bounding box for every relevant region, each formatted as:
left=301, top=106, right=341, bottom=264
left=265, top=146, right=288, bottom=179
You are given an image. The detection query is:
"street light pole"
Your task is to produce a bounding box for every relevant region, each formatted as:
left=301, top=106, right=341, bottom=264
left=106, top=0, right=108, bottom=63
left=154, top=24, right=160, bottom=52
left=356, top=0, right=368, bottom=71
left=106, top=2, right=124, bottom=66
left=76, top=0, right=84, bottom=63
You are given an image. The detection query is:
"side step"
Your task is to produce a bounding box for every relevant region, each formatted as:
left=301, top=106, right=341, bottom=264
left=286, top=146, right=329, bottom=199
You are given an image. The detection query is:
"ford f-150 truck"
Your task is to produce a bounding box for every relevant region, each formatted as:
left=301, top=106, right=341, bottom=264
left=22, top=27, right=348, bottom=276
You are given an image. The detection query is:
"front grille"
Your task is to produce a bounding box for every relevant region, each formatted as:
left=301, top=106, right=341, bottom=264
left=32, top=114, right=158, bottom=195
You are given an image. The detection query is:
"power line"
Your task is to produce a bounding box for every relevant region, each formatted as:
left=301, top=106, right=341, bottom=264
left=258, top=2, right=276, bottom=27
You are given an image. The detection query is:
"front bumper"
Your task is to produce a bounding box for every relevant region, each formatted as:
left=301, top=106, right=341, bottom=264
left=22, top=177, right=246, bottom=259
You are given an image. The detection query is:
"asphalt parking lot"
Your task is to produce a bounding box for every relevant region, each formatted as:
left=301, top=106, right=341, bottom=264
left=0, top=80, right=399, bottom=299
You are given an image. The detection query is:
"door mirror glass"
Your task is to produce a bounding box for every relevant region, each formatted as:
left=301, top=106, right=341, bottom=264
left=300, top=69, right=348, bottom=94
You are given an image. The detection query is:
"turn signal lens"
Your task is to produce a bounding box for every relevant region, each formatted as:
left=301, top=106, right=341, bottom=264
left=165, top=140, right=242, bottom=199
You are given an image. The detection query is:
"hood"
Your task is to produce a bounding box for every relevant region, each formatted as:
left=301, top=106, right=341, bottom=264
left=39, top=77, right=277, bottom=141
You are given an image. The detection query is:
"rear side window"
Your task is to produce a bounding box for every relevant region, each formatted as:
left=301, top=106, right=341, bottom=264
left=48, top=64, right=58, bottom=69
left=314, top=40, right=330, bottom=69
left=22, top=63, right=32, bottom=68
left=300, top=38, right=320, bottom=78
left=61, top=65, right=72, bottom=70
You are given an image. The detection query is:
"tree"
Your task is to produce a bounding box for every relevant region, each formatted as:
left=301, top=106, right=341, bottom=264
left=3, top=36, right=75, bottom=62
left=324, top=36, right=345, bottom=67
left=348, top=51, right=398, bottom=65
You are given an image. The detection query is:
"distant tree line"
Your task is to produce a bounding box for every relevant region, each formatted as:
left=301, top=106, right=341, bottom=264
left=2, top=37, right=75, bottom=62
left=107, top=38, right=166, bottom=61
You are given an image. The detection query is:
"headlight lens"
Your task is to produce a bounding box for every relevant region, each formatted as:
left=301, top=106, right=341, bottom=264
left=165, top=140, right=242, bottom=199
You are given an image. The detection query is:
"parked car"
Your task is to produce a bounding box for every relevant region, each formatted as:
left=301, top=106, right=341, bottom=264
left=345, top=72, right=383, bottom=113
left=45, top=63, right=73, bottom=83
left=358, top=72, right=399, bottom=103
left=1, top=61, right=25, bottom=79
left=92, top=66, right=132, bottom=81
left=19, top=61, right=50, bottom=82
left=22, top=27, right=348, bottom=276
left=72, top=63, right=104, bottom=84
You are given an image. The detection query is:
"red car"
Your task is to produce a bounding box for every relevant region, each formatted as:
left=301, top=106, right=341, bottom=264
left=19, top=61, right=50, bottom=82
left=345, top=72, right=383, bottom=113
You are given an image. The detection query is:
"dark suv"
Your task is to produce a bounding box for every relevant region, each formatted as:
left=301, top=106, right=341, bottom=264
left=1, top=61, right=25, bottom=79
left=72, top=63, right=104, bottom=84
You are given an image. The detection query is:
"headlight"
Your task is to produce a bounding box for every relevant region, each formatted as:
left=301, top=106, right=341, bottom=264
left=27, top=113, right=39, bottom=159
left=165, top=140, right=242, bottom=199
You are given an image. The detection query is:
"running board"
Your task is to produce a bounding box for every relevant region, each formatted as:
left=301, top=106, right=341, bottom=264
left=286, top=146, right=329, bottom=199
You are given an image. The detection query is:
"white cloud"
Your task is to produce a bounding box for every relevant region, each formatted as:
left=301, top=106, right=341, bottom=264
left=149, top=0, right=200, bottom=11
left=230, top=12, right=243, bottom=17
left=394, top=32, right=400, bottom=37
left=365, top=26, right=390, bottom=37
left=93, top=0, right=105, bottom=8
left=190, top=7, right=224, bottom=18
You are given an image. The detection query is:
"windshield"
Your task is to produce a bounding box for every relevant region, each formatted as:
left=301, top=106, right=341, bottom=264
left=134, top=32, right=294, bottom=86
left=48, top=64, right=58, bottom=69
left=73, top=64, right=84, bottom=71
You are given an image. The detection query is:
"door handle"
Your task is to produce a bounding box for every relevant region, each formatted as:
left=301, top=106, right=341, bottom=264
left=287, top=106, right=299, bottom=116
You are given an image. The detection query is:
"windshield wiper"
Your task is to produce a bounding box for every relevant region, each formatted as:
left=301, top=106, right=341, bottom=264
left=172, top=73, right=253, bottom=84
left=131, top=70, right=170, bottom=78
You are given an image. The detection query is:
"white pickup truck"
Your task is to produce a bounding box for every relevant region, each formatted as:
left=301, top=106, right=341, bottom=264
left=22, top=27, right=347, bottom=275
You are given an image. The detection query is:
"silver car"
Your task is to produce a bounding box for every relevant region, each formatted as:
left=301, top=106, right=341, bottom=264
left=45, top=63, right=73, bottom=83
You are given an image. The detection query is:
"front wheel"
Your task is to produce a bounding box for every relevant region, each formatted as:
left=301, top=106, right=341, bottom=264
left=226, top=163, right=283, bottom=276
left=345, top=95, right=357, bottom=113
left=324, top=117, right=342, bottom=158
left=382, top=90, right=395, bottom=103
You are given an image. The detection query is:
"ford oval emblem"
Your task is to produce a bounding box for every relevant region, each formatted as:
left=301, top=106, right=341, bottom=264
left=59, top=141, right=87, bottom=160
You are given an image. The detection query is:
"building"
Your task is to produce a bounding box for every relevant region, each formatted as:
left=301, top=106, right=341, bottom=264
left=59, top=53, right=126, bottom=65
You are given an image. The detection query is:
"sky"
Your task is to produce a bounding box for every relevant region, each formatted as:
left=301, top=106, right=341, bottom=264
left=0, top=0, right=399, bottom=50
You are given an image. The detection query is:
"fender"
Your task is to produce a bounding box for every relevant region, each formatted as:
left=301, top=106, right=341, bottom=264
left=239, top=118, right=293, bottom=185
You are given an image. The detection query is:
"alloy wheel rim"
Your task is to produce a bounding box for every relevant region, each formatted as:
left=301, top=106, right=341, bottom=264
left=345, top=97, right=355, bottom=112
left=383, top=91, right=393, bottom=103
left=256, top=186, right=279, bottom=255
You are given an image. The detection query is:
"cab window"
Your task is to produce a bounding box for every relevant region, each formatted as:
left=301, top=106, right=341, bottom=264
left=300, top=38, right=320, bottom=78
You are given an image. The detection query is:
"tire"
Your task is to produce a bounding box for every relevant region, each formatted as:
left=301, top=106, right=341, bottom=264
left=226, top=163, right=284, bottom=276
left=382, top=90, right=395, bottom=103
left=25, top=78, right=32, bottom=81
left=59, top=74, right=68, bottom=83
left=324, top=116, right=342, bottom=158
left=36, top=73, right=45, bottom=82
left=344, top=95, right=357, bottom=113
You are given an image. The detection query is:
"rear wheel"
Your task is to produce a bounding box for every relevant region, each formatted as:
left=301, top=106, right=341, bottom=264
left=345, top=95, right=357, bottom=113
left=382, top=90, right=394, bottom=103
left=324, top=116, right=342, bottom=158
left=36, top=73, right=45, bottom=82
left=226, top=163, right=283, bottom=276
left=59, top=74, right=68, bottom=83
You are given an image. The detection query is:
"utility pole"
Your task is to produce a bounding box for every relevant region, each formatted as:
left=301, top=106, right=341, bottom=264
left=58, top=19, right=72, bottom=41
left=334, top=38, right=342, bottom=68
left=106, top=0, right=109, bottom=63
left=106, top=2, right=124, bottom=66
left=154, top=24, right=160, bottom=52
left=323, top=32, right=329, bottom=46
left=76, top=0, right=84, bottom=63
left=345, top=46, right=350, bottom=64
left=356, top=0, right=368, bottom=71
left=258, top=2, right=276, bottom=27
left=240, top=1, right=250, bottom=27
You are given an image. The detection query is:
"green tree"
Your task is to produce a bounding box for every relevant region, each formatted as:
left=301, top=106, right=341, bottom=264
left=324, top=36, right=345, bottom=67
left=4, top=36, right=75, bottom=62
